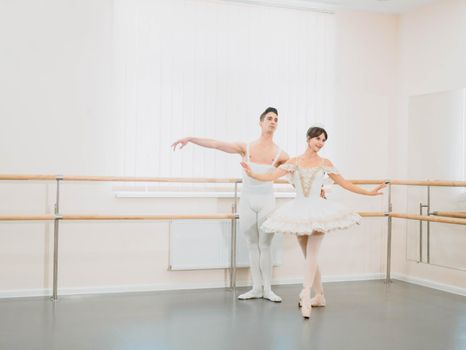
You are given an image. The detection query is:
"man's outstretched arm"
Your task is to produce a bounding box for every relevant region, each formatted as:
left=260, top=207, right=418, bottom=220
left=172, top=137, right=246, bottom=155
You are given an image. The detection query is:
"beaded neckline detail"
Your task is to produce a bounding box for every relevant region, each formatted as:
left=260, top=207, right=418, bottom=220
left=296, top=165, right=322, bottom=198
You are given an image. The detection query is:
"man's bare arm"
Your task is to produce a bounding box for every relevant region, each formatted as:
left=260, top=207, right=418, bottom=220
left=172, top=137, right=245, bottom=155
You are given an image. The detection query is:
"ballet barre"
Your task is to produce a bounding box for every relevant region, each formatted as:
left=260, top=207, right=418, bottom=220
left=0, top=174, right=242, bottom=301
left=0, top=212, right=392, bottom=221
left=0, top=215, right=55, bottom=221
left=387, top=180, right=465, bottom=265
left=1, top=174, right=465, bottom=300
left=431, top=211, right=466, bottom=219
left=389, top=213, right=466, bottom=225
left=389, top=179, right=466, bottom=187
left=0, top=174, right=239, bottom=183
left=0, top=212, right=238, bottom=300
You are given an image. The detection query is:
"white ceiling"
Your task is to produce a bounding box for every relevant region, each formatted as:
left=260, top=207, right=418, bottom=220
left=225, top=0, right=436, bottom=13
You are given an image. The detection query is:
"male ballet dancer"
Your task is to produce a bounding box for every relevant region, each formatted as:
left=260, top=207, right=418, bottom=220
left=172, top=107, right=288, bottom=302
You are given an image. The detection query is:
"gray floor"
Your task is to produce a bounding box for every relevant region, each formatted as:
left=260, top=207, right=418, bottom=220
left=1, top=280, right=465, bottom=350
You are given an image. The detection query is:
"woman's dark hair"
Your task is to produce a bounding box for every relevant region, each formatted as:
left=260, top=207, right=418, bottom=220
left=260, top=107, right=278, bottom=121
left=306, top=126, right=328, bottom=141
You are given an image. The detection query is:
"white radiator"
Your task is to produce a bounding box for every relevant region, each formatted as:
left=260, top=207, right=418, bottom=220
left=169, top=220, right=283, bottom=270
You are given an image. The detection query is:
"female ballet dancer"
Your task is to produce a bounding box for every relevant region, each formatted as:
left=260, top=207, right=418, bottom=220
left=241, top=126, right=385, bottom=319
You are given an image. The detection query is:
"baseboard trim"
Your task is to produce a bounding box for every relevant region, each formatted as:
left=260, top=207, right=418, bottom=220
left=391, top=273, right=466, bottom=297
left=0, top=273, right=383, bottom=299
left=2, top=273, right=464, bottom=298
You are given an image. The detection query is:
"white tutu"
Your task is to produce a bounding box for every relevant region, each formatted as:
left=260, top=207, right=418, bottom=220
left=261, top=197, right=361, bottom=235
left=260, top=161, right=361, bottom=235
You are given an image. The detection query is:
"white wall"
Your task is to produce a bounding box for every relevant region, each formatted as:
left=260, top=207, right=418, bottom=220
left=0, top=0, right=121, bottom=175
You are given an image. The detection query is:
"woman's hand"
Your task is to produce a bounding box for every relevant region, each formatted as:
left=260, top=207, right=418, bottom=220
left=367, top=183, right=387, bottom=196
left=320, top=187, right=327, bottom=199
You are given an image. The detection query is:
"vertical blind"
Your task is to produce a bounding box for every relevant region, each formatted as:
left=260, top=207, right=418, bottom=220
left=115, top=0, right=335, bottom=178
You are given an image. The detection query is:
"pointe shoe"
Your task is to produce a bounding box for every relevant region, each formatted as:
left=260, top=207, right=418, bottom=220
left=238, top=288, right=263, bottom=300
left=299, top=289, right=312, bottom=319
left=310, top=294, right=326, bottom=307
left=263, top=289, right=282, bottom=303
left=299, top=293, right=326, bottom=307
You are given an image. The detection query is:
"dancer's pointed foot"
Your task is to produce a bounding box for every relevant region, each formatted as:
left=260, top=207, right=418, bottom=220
left=299, top=293, right=326, bottom=307
left=263, top=289, right=282, bottom=303
left=310, top=294, right=326, bottom=307
left=238, top=288, right=263, bottom=300
left=299, top=288, right=312, bottom=319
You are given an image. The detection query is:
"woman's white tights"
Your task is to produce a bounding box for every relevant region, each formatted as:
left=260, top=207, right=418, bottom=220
left=297, top=232, right=324, bottom=295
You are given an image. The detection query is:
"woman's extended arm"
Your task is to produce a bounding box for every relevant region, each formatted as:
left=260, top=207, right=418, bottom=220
left=325, top=160, right=385, bottom=196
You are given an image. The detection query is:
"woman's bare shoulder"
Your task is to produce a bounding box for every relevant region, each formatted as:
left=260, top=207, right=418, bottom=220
left=321, top=158, right=334, bottom=167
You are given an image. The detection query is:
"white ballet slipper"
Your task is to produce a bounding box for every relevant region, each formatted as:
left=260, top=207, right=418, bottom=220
left=238, top=288, right=263, bottom=300
left=263, top=289, right=282, bottom=303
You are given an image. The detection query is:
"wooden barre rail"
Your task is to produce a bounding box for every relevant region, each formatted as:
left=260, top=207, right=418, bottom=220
left=432, top=211, right=466, bottom=219
left=62, top=214, right=239, bottom=220
left=0, top=215, right=55, bottom=221
left=0, top=214, right=238, bottom=221
left=0, top=174, right=58, bottom=181
left=63, top=176, right=241, bottom=183
left=4, top=212, right=462, bottom=222
left=0, top=174, right=383, bottom=184
left=389, top=179, right=466, bottom=187
left=0, top=174, right=239, bottom=183
left=0, top=212, right=378, bottom=221
left=2, top=213, right=465, bottom=225
left=359, top=212, right=386, bottom=217
left=389, top=213, right=466, bottom=225
left=1, top=173, right=465, bottom=187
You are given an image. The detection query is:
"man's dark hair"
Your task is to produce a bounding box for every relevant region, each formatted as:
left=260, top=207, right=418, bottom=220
left=260, top=107, right=278, bottom=121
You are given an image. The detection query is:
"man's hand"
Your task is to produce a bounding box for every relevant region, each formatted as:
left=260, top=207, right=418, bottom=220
left=240, top=161, right=252, bottom=176
left=171, top=137, right=191, bottom=151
